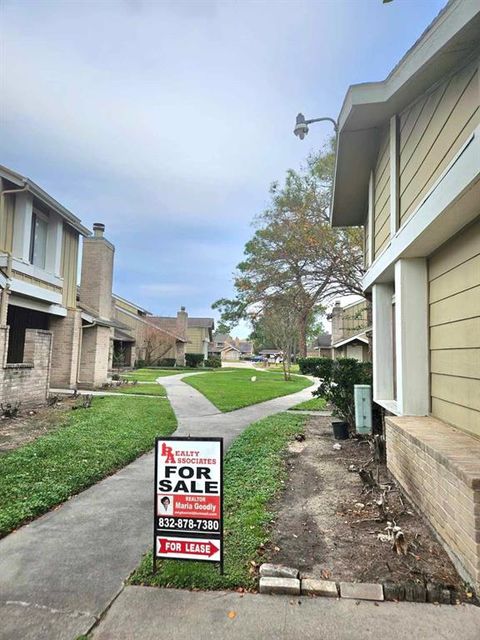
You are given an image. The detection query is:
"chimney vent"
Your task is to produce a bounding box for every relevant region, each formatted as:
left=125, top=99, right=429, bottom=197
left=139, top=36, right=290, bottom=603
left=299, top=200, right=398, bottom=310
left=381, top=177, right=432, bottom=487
left=93, top=223, right=105, bottom=238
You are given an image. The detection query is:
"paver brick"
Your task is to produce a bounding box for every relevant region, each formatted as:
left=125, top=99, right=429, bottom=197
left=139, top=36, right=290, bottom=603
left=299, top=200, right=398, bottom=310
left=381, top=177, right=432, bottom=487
left=259, top=577, right=300, bottom=595
left=259, top=563, right=299, bottom=579
left=301, top=579, right=338, bottom=597
left=340, top=582, right=384, bottom=601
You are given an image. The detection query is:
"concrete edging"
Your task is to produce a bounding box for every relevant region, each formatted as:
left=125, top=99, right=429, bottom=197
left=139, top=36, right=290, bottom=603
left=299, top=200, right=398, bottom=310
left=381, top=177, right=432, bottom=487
left=258, top=564, right=460, bottom=604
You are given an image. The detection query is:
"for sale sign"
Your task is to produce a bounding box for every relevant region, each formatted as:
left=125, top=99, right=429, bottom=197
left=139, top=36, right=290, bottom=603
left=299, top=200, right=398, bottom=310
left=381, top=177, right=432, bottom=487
left=154, top=437, right=223, bottom=571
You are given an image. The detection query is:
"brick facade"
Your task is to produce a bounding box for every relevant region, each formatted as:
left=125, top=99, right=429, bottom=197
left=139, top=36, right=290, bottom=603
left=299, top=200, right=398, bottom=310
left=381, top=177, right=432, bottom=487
left=78, top=324, right=112, bottom=388
left=78, top=223, right=115, bottom=388
left=79, top=224, right=114, bottom=320
left=0, top=326, right=52, bottom=406
left=386, top=416, right=480, bottom=590
left=49, top=309, right=82, bottom=388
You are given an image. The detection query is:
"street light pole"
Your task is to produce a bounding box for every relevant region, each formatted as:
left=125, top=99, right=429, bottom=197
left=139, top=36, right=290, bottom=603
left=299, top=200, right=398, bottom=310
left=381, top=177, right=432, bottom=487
left=293, top=112, right=338, bottom=140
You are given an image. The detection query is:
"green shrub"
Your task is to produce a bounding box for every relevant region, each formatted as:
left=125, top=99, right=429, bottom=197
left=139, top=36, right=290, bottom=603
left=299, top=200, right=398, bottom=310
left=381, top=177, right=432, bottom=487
left=313, top=358, right=372, bottom=428
left=185, top=353, right=205, bottom=368
left=204, top=356, right=221, bottom=368
left=135, top=359, right=146, bottom=369
left=157, top=358, right=176, bottom=367
left=298, top=357, right=333, bottom=378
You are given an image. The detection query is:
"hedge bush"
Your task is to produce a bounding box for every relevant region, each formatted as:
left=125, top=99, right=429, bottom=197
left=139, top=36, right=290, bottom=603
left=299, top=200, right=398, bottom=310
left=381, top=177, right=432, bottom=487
left=205, top=356, right=222, bottom=368
left=298, top=357, right=333, bottom=377
left=185, top=353, right=205, bottom=368
left=157, top=358, right=177, bottom=367
left=313, top=358, right=372, bottom=428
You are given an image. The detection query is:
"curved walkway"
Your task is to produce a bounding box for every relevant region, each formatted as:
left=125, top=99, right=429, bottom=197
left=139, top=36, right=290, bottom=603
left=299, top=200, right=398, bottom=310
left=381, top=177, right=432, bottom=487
left=0, top=371, right=316, bottom=640
left=161, top=371, right=316, bottom=448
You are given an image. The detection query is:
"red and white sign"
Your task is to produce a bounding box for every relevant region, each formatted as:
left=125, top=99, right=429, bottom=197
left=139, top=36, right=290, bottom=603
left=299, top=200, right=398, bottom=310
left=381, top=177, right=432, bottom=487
left=155, top=438, right=221, bottom=520
left=154, top=437, right=223, bottom=567
left=156, top=536, right=221, bottom=561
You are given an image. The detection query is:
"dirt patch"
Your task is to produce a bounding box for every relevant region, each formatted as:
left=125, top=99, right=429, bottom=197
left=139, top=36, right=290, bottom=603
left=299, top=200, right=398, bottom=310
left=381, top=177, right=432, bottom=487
left=0, top=397, right=78, bottom=453
left=268, top=417, right=466, bottom=593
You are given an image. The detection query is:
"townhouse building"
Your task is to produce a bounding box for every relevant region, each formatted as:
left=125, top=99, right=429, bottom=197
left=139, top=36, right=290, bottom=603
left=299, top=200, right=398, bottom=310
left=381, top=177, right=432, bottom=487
left=331, top=0, right=480, bottom=587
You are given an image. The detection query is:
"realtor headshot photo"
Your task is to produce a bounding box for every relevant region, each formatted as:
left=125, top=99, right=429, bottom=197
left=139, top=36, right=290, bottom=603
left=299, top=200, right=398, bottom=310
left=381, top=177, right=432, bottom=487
left=158, top=495, right=173, bottom=515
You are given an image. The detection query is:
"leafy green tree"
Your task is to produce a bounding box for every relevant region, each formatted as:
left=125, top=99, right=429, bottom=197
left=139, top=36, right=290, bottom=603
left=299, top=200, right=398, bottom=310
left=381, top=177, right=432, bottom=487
left=213, top=140, right=363, bottom=356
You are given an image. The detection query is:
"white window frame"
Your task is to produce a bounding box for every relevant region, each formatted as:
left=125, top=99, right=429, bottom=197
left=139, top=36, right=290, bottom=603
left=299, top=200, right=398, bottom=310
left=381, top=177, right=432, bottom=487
left=29, top=208, right=49, bottom=269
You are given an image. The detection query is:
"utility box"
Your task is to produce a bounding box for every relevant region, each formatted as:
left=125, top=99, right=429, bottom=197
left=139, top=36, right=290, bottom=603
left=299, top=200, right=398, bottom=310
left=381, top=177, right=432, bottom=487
left=354, top=384, right=372, bottom=435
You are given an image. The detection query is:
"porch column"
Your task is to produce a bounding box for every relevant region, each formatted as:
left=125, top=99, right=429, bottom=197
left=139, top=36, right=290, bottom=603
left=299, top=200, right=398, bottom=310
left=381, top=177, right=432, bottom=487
left=372, top=283, right=394, bottom=402
left=394, top=258, right=429, bottom=415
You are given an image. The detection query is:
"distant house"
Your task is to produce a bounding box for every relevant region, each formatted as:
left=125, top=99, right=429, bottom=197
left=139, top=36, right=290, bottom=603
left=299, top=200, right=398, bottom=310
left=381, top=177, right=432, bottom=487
left=259, top=349, right=282, bottom=360
left=328, top=300, right=371, bottom=362
left=150, top=312, right=214, bottom=360
left=187, top=317, right=215, bottom=359
left=306, top=333, right=332, bottom=358
left=331, top=0, right=480, bottom=589
left=111, top=296, right=187, bottom=367
left=209, top=333, right=254, bottom=361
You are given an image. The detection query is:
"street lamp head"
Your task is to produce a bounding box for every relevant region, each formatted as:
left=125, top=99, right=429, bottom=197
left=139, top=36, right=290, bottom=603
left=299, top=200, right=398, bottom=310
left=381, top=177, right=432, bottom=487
left=293, top=113, right=309, bottom=140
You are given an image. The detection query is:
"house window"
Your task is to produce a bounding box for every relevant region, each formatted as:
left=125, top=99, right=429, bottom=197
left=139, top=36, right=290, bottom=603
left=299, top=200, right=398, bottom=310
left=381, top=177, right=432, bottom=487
left=29, top=211, right=48, bottom=269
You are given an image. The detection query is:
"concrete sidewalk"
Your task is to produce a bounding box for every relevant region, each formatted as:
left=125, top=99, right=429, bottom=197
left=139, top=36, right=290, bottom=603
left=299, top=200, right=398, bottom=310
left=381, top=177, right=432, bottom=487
left=0, top=373, right=316, bottom=640
left=91, top=586, right=480, bottom=640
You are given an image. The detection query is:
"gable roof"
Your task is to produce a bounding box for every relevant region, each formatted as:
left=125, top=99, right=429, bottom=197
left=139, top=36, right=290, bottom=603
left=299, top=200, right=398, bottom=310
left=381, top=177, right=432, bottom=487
left=188, top=317, right=215, bottom=329
left=331, top=0, right=480, bottom=226
left=316, top=333, right=332, bottom=348
left=0, top=164, right=91, bottom=236
left=112, top=292, right=151, bottom=316
left=147, top=317, right=187, bottom=341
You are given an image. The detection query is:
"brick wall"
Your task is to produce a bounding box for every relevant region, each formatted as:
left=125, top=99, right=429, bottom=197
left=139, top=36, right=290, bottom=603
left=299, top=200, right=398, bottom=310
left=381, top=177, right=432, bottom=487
left=49, top=310, right=82, bottom=388
left=0, top=327, right=52, bottom=406
left=386, top=416, right=480, bottom=589
left=80, top=227, right=114, bottom=320
left=79, top=325, right=112, bottom=388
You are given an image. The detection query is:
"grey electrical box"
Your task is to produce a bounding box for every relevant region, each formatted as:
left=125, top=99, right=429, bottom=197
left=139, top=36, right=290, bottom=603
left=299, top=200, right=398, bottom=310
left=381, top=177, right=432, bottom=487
left=354, top=384, right=372, bottom=435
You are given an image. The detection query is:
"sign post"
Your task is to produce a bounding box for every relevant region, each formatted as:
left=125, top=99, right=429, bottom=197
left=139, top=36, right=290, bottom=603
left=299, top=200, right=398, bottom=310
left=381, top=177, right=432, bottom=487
left=153, top=436, right=223, bottom=573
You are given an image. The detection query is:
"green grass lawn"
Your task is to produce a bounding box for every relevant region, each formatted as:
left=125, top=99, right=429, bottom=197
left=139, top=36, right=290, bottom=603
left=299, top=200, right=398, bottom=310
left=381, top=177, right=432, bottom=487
left=129, top=411, right=308, bottom=590
left=107, top=383, right=167, bottom=396
left=122, top=367, right=229, bottom=382
left=289, top=396, right=327, bottom=411
left=123, top=368, right=183, bottom=382
left=0, top=396, right=176, bottom=537
left=184, top=368, right=313, bottom=412
left=260, top=363, right=300, bottom=373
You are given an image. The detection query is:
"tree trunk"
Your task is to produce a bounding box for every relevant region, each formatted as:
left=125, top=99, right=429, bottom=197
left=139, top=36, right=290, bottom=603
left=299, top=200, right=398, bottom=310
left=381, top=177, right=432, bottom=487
left=298, top=314, right=308, bottom=358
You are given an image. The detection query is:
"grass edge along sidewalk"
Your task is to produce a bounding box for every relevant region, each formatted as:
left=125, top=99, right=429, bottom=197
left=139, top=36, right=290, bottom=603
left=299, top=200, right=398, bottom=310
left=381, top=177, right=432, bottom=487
left=0, top=396, right=176, bottom=537
left=107, top=383, right=167, bottom=396
left=129, top=411, right=308, bottom=590
left=184, top=368, right=313, bottom=412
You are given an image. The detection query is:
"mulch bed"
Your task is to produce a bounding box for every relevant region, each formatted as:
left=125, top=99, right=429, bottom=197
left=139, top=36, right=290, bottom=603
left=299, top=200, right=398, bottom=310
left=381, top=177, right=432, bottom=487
left=0, top=397, right=78, bottom=454
left=267, top=416, right=472, bottom=600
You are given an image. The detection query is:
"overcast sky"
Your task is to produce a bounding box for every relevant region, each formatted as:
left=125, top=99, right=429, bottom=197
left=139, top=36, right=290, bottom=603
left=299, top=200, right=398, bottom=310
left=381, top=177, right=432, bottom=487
left=1, top=0, right=444, bottom=334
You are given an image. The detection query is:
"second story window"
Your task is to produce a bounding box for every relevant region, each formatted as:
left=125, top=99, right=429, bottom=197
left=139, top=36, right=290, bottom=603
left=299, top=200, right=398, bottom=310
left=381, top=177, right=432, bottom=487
left=29, top=211, right=48, bottom=269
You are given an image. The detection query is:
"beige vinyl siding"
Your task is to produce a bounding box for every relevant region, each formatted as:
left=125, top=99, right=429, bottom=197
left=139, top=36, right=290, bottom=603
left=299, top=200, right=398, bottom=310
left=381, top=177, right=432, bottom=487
left=186, top=327, right=206, bottom=354
left=399, top=59, right=479, bottom=226
left=0, top=193, right=15, bottom=254
left=364, top=219, right=370, bottom=268
left=12, top=270, right=62, bottom=293
left=60, top=225, right=79, bottom=309
left=373, top=126, right=390, bottom=258
left=114, top=297, right=141, bottom=315
left=428, top=217, right=480, bottom=438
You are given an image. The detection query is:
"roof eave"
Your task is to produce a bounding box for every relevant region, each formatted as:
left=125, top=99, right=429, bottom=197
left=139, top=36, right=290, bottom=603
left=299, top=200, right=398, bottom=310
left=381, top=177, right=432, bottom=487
left=26, top=179, right=91, bottom=236
left=331, top=0, right=480, bottom=228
